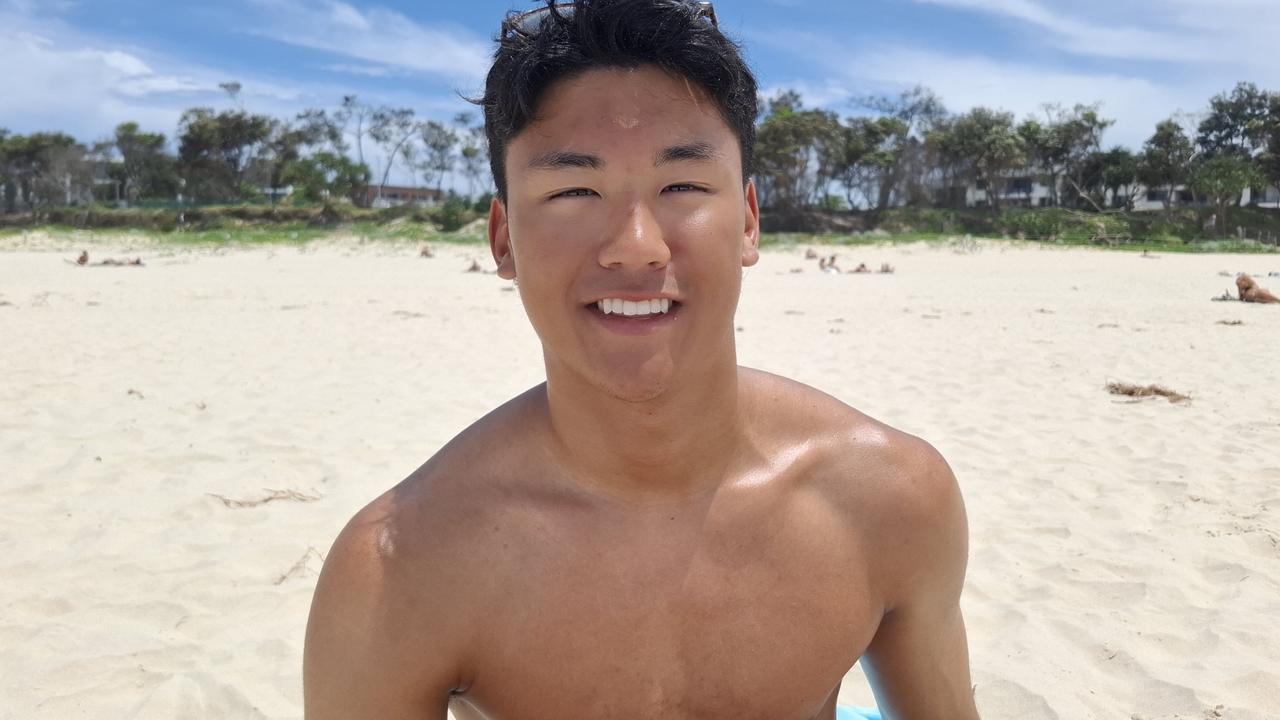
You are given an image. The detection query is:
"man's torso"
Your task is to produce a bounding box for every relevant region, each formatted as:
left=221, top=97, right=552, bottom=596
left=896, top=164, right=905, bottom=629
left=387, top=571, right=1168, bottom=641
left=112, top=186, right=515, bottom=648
left=377, top=370, right=920, bottom=720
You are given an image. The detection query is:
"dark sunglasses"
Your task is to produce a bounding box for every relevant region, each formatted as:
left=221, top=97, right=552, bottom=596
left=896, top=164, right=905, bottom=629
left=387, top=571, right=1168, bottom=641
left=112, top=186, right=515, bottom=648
left=501, top=1, right=718, bottom=39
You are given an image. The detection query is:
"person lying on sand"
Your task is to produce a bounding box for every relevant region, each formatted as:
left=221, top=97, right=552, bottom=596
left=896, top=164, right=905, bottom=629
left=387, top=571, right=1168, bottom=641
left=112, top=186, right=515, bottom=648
left=1236, top=273, right=1280, bottom=304
left=304, top=3, right=978, bottom=720
left=69, top=252, right=144, bottom=267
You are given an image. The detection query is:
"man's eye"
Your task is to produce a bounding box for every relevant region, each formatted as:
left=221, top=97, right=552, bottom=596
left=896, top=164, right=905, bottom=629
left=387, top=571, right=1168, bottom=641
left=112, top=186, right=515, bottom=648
left=553, top=188, right=597, bottom=199
left=664, top=184, right=701, bottom=193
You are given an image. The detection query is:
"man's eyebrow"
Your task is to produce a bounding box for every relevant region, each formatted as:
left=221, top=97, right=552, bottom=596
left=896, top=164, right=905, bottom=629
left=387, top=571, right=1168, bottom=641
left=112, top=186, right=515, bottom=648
left=527, top=150, right=603, bottom=171
left=654, top=141, right=721, bottom=166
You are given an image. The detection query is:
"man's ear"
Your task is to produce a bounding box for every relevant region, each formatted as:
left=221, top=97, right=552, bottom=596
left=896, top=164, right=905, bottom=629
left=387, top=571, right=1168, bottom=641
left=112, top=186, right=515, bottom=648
left=489, top=196, right=516, bottom=280
left=741, top=179, right=760, bottom=268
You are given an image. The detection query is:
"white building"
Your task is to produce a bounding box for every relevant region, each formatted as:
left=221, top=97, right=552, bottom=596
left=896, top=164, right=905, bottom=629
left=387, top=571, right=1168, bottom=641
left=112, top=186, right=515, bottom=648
left=936, top=173, right=1280, bottom=212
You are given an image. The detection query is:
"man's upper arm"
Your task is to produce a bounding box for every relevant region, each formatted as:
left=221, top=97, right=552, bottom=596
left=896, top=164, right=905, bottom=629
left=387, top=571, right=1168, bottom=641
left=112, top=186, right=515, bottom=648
left=860, top=438, right=979, bottom=720
left=304, top=497, right=460, bottom=719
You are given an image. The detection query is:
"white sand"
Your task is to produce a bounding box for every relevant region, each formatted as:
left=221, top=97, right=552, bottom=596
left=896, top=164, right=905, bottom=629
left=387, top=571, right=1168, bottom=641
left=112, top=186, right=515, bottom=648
left=1, top=237, right=1277, bottom=718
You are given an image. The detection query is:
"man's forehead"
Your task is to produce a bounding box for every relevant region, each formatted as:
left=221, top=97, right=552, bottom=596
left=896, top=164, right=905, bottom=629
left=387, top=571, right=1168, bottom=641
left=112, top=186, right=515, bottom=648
left=528, top=66, right=721, bottom=132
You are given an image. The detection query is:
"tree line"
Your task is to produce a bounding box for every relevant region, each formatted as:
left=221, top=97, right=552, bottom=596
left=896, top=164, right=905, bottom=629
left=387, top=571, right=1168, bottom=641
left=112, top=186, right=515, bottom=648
left=3, top=80, right=1279, bottom=236
left=754, top=81, right=1280, bottom=234
left=0, top=84, right=490, bottom=213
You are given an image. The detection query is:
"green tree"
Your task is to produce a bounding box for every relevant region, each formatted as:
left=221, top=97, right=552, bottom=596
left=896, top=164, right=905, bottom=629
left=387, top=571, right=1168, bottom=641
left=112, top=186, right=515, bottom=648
left=281, top=152, right=370, bottom=204
left=1101, top=147, right=1139, bottom=209
left=0, top=129, right=15, bottom=213
left=177, top=108, right=275, bottom=202
left=418, top=119, right=458, bottom=191
left=1197, top=82, right=1271, bottom=159
left=754, top=92, right=842, bottom=210
left=261, top=111, right=344, bottom=205
left=1256, top=93, right=1280, bottom=201
left=369, top=107, right=417, bottom=203
left=834, top=116, right=903, bottom=209
left=0, top=132, right=81, bottom=210
left=454, top=112, right=490, bottom=201
left=855, top=85, right=946, bottom=212
left=112, top=122, right=177, bottom=203
left=1137, top=120, right=1195, bottom=211
left=1017, top=113, right=1068, bottom=206
left=333, top=95, right=373, bottom=171
left=1188, top=155, right=1262, bottom=236
left=927, top=108, right=1025, bottom=210
left=1055, top=105, right=1114, bottom=209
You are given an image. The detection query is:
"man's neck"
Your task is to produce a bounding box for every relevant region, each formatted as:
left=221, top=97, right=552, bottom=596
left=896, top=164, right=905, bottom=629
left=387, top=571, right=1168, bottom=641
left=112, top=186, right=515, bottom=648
left=539, top=354, right=746, bottom=503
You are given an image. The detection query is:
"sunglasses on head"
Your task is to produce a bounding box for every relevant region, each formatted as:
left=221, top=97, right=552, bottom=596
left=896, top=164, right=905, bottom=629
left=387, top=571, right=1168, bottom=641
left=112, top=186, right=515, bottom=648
left=501, top=1, right=718, bottom=39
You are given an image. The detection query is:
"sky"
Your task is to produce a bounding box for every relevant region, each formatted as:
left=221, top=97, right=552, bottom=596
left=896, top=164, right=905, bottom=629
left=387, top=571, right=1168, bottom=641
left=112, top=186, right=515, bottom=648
left=2, top=0, right=1278, bottom=186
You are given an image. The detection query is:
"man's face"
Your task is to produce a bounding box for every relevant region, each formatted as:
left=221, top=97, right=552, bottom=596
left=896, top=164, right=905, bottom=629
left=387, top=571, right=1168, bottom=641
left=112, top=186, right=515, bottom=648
left=490, top=65, right=760, bottom=402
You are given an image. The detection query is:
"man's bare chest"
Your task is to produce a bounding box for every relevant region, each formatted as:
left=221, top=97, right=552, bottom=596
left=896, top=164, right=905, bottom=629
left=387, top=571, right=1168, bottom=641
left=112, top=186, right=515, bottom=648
left=451, top=510, right=880, bottom=720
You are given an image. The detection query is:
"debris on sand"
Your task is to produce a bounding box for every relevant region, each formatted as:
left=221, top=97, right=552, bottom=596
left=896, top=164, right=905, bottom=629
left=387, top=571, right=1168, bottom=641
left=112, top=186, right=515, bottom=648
left=207, top=488, right=322, bottom=509
left=1216, top=320, right=1244, bottom=326
left=465, top=259, right=483, bottom=273
left=1106, top=382, right=1190, bottom=404
left=275, top=547, right=326, bottom=585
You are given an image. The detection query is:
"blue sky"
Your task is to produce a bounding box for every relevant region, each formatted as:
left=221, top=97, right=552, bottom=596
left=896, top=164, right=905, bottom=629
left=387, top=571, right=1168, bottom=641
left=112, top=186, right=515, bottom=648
left=3, top=0, right=1277, bottom=184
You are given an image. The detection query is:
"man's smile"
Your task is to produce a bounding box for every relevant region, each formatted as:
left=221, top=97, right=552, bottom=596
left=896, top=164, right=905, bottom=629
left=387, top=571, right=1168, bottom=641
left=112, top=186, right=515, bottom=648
left=584, top=296, right=683, bottom=334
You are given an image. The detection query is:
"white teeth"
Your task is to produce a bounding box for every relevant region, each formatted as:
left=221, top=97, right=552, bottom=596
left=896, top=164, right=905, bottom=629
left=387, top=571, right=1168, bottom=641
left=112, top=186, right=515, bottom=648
left=595, top=298, right=674, bottom=316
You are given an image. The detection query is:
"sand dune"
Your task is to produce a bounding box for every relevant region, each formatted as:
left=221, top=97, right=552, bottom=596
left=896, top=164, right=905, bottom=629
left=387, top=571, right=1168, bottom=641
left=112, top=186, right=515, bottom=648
left=1, top=238, right=1277, bottom=718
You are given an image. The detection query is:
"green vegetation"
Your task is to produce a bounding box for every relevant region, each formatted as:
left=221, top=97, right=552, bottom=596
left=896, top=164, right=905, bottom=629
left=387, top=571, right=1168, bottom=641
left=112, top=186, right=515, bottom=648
left=4, top=80, right=1280, bottom=252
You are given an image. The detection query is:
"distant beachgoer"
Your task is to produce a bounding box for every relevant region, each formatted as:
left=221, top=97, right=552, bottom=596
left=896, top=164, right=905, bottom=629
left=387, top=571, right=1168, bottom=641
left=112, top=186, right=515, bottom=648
left=853, top=262, right=871, bottom=274
left=304, top=3, right=978, bottom=719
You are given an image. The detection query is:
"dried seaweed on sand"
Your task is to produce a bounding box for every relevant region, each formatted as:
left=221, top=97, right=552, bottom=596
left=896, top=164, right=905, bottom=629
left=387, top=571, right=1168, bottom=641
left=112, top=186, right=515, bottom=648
left=208, top=488, right=321, bottom=509
left=275, top=547, right=326, bottom=585
left=1106, top=382, right=1190, bottom=404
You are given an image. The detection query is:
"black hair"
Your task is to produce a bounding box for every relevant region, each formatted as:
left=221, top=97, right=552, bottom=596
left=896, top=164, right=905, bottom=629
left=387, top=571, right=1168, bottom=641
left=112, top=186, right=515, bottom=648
left=476, top=0, right=758, bottom=200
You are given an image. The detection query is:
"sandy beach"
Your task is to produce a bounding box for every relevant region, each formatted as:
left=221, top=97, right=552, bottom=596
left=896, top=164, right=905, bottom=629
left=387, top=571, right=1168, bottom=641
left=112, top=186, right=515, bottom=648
left=1, top=234, right=1277, bottom=719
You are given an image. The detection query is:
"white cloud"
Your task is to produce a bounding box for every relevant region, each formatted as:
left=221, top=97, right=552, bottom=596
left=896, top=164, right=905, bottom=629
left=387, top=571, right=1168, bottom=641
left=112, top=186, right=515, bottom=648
left=320, top=62, right=401, bottom=78
left=846, top=46, right=1206, bottom=148
left=909, top=0, right=1277, bottom=73
left=244, top=0, right=491, bottom=89
left=0, top=24, right=200, bottom=140
left=746, top=0, right=1275, bottom=152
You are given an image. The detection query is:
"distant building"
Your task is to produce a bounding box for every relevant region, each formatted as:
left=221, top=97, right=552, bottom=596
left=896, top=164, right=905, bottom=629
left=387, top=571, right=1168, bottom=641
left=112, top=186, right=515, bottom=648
left=934, top=173, right=1280, bottom=212
left=932, top=174, right=1054, bottom=209
left=363, top=185, right=444, bottom=209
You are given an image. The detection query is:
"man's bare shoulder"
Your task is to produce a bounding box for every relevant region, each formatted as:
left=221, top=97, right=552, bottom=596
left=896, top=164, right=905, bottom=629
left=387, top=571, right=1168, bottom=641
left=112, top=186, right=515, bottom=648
left=742, top=367, right=952, bottom=490
left=305, top=386, right=553, bottom=713
left=335, top=384, right=555, bottom=580
left=741, top=368, right=966, bottom=602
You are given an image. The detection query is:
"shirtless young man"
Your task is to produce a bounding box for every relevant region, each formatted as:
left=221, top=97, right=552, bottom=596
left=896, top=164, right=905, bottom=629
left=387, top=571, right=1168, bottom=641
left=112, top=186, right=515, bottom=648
left=304, top=2, right=979, bottom=718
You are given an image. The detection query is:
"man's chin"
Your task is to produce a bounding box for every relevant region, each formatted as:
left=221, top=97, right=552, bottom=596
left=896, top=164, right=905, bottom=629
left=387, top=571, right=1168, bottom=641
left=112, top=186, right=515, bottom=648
left=586, top=359, right=676, bottom=404
left=591, top=371, right=671, bottom=404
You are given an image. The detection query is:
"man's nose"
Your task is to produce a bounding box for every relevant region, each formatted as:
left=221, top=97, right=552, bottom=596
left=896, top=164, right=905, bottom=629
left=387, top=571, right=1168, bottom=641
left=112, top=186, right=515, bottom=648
left=598, top=201, right=671, bottom=270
